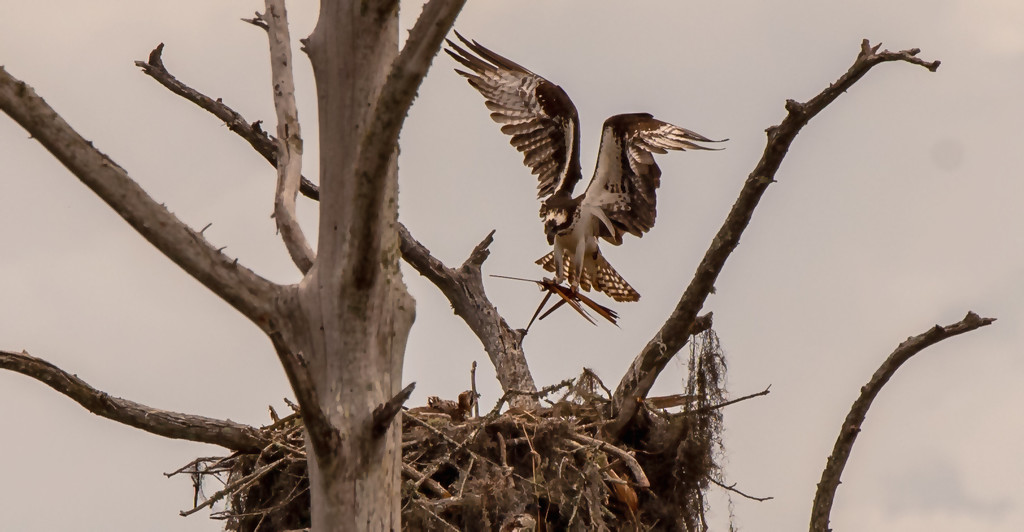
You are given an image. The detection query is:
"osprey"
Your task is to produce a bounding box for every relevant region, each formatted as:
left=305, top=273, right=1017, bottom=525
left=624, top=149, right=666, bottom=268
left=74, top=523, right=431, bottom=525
left=446, top=33, right=723, bottom=302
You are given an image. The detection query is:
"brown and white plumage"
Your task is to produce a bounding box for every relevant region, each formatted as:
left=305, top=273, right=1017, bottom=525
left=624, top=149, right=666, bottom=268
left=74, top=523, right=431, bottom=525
left=446, top=33, right=723, bottom=302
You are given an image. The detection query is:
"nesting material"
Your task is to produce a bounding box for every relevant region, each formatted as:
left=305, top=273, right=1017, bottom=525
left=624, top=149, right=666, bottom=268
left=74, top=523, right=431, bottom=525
left=173, top=331, right=728, bottom=532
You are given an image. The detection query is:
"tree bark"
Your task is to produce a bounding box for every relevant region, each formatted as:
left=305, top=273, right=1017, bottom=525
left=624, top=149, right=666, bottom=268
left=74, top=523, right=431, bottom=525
left=285, top=1, right=413, bottom=529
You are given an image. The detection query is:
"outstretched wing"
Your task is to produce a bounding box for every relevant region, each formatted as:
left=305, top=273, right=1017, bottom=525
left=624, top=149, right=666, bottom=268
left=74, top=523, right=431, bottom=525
left=445, top=32, right=582, bottom=198
left=582, top=113, right=724, bottom=245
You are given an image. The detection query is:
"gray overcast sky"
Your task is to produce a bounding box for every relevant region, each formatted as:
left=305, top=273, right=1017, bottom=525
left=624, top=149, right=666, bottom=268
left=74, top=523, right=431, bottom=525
left=2, top=1, right=1022, bottom=530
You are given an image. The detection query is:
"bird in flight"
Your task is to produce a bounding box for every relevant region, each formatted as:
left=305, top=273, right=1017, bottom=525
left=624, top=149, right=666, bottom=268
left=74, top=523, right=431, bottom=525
left=446, top=32, right=723, bottom=302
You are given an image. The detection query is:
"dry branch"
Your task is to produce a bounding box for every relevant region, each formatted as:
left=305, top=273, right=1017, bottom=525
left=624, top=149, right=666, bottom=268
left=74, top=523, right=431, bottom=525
left=134, top=44, right=320, bottom=200
left=691, top=384, right=771, bottom=415
left=567, top=432, right=649, bottom=488
left=251, top=1, right=316, bottom=274
left=349, top=0, right=466, bottom=286
left=0, top=66, right=281, bottom=331
left=484, top=378, right=576, bottom=419
left=181, top=457, right=288, bottom=517
left=399, top=227, right=539, bottom=408
left=710, top=478, right=773, bottom=502
left=403, top=463, right=452, bottom=498
left=373, top=382, right=416, bottom=436
left=0, top=350, right=267, bottom=452
left=135, top=42, right=537, bottom=406
left=809, top=311, right=994, bottom=532
left=608, top=40, right=941, bottom=438
left=178, top=366, right=730, bottom=529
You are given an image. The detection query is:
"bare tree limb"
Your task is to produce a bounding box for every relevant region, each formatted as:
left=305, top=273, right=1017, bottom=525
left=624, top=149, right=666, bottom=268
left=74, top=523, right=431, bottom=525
left=0, top=350, right=268, bottom=452
left=252, top=1, right=316, bottom=274
left=134, top=41, right=539, bottom=406
left=608, top=41, right=941, bottom=439
left=399, top=227, right=538, bottom=408
left=134, top=44, right=321, bottom=200
left=0, top=66, right=282, bottom=331
left=349, top=0, right=465, bottom=286
left=809, top=311, right=994, bottom=532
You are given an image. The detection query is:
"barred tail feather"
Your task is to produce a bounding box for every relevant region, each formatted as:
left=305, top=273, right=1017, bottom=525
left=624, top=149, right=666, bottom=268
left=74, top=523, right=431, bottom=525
left=535, top=251, right=639, bottom=302
left=592, top=254, right=640, bottom=302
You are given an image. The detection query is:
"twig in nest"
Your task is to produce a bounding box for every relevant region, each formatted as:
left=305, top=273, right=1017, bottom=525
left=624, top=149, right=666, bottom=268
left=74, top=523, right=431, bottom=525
left=164, top=456, right=235, bottom=478
left=567, top=432, right=649, bottom=488
left=457, top=456, right=476, bottom=498
left=179, top=457, right=287, bottom=517
left=412, top=500, right=462, bottom=532
left=470, top=361, right=480, bottom=418
left=497, top=432, right=509, bottom=468
left=403, top=463, right=452, bottom=498
left=404, top=411, right=539, bottom=490
left=486, top=378, right=576, bottom=418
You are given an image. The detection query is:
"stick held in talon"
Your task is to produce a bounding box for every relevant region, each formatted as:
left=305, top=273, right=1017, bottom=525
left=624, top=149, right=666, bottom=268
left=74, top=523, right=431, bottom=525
left=492, top=274, right=618, bottom=328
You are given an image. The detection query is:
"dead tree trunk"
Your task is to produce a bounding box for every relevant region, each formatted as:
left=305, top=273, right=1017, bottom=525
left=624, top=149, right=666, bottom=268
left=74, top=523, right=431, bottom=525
left=273, top=1, right=464, bottom=528
left=283, top=2, right=411, bottom=529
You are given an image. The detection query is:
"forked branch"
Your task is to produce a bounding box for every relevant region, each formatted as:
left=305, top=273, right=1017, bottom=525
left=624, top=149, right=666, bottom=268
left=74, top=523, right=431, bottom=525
left=267, top=329, right=341, bottom=469
left=0, top=66, right=281, bottom=330
left=809, top=311, right=994, bottom=532
left=134, top=48, right=538, bottom=405
left=134, top=44, right=321, bottom=200
left=0, top=350, right=268, bottom=452
left=349, top=0, right=465, bottom=284
left=249, top=0, right=316, bottom=274
left=399, top=227, right=539, bottom=408
left=608, top=41, right=941, bottom=438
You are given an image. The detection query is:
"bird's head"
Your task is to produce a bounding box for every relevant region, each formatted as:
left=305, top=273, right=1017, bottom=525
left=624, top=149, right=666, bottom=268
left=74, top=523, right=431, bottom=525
left=540, top=194, right=578, bottom=241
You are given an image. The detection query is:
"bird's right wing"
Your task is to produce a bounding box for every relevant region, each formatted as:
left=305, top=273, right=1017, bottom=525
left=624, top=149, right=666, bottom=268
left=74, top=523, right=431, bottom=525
left=446, top=32, right=582, bottom=198
left=582, top=113, right=724, bottom=245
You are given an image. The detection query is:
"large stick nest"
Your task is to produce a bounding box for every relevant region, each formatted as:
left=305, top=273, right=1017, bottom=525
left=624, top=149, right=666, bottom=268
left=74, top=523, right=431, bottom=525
left=172, top=330, right=728, bottom=531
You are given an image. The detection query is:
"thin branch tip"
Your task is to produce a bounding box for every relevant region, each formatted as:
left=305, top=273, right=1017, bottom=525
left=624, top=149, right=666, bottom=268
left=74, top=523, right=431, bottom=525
left=464, top=229, right=497, bottom=267
left=963, top=310, right=994, bottom=325
left=710, top=478, right=773, bottom=502
left=243, top=12, right=269, bottom=30
left=810, top=311, right=994, bottom=531
left=146, top=43, right=165, bottom=66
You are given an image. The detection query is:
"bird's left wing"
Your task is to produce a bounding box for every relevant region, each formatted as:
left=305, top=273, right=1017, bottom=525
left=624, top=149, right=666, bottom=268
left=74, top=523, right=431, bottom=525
left=445, top=32, right=583, bottom=198
left=582, top=113, right=724, bottom=245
